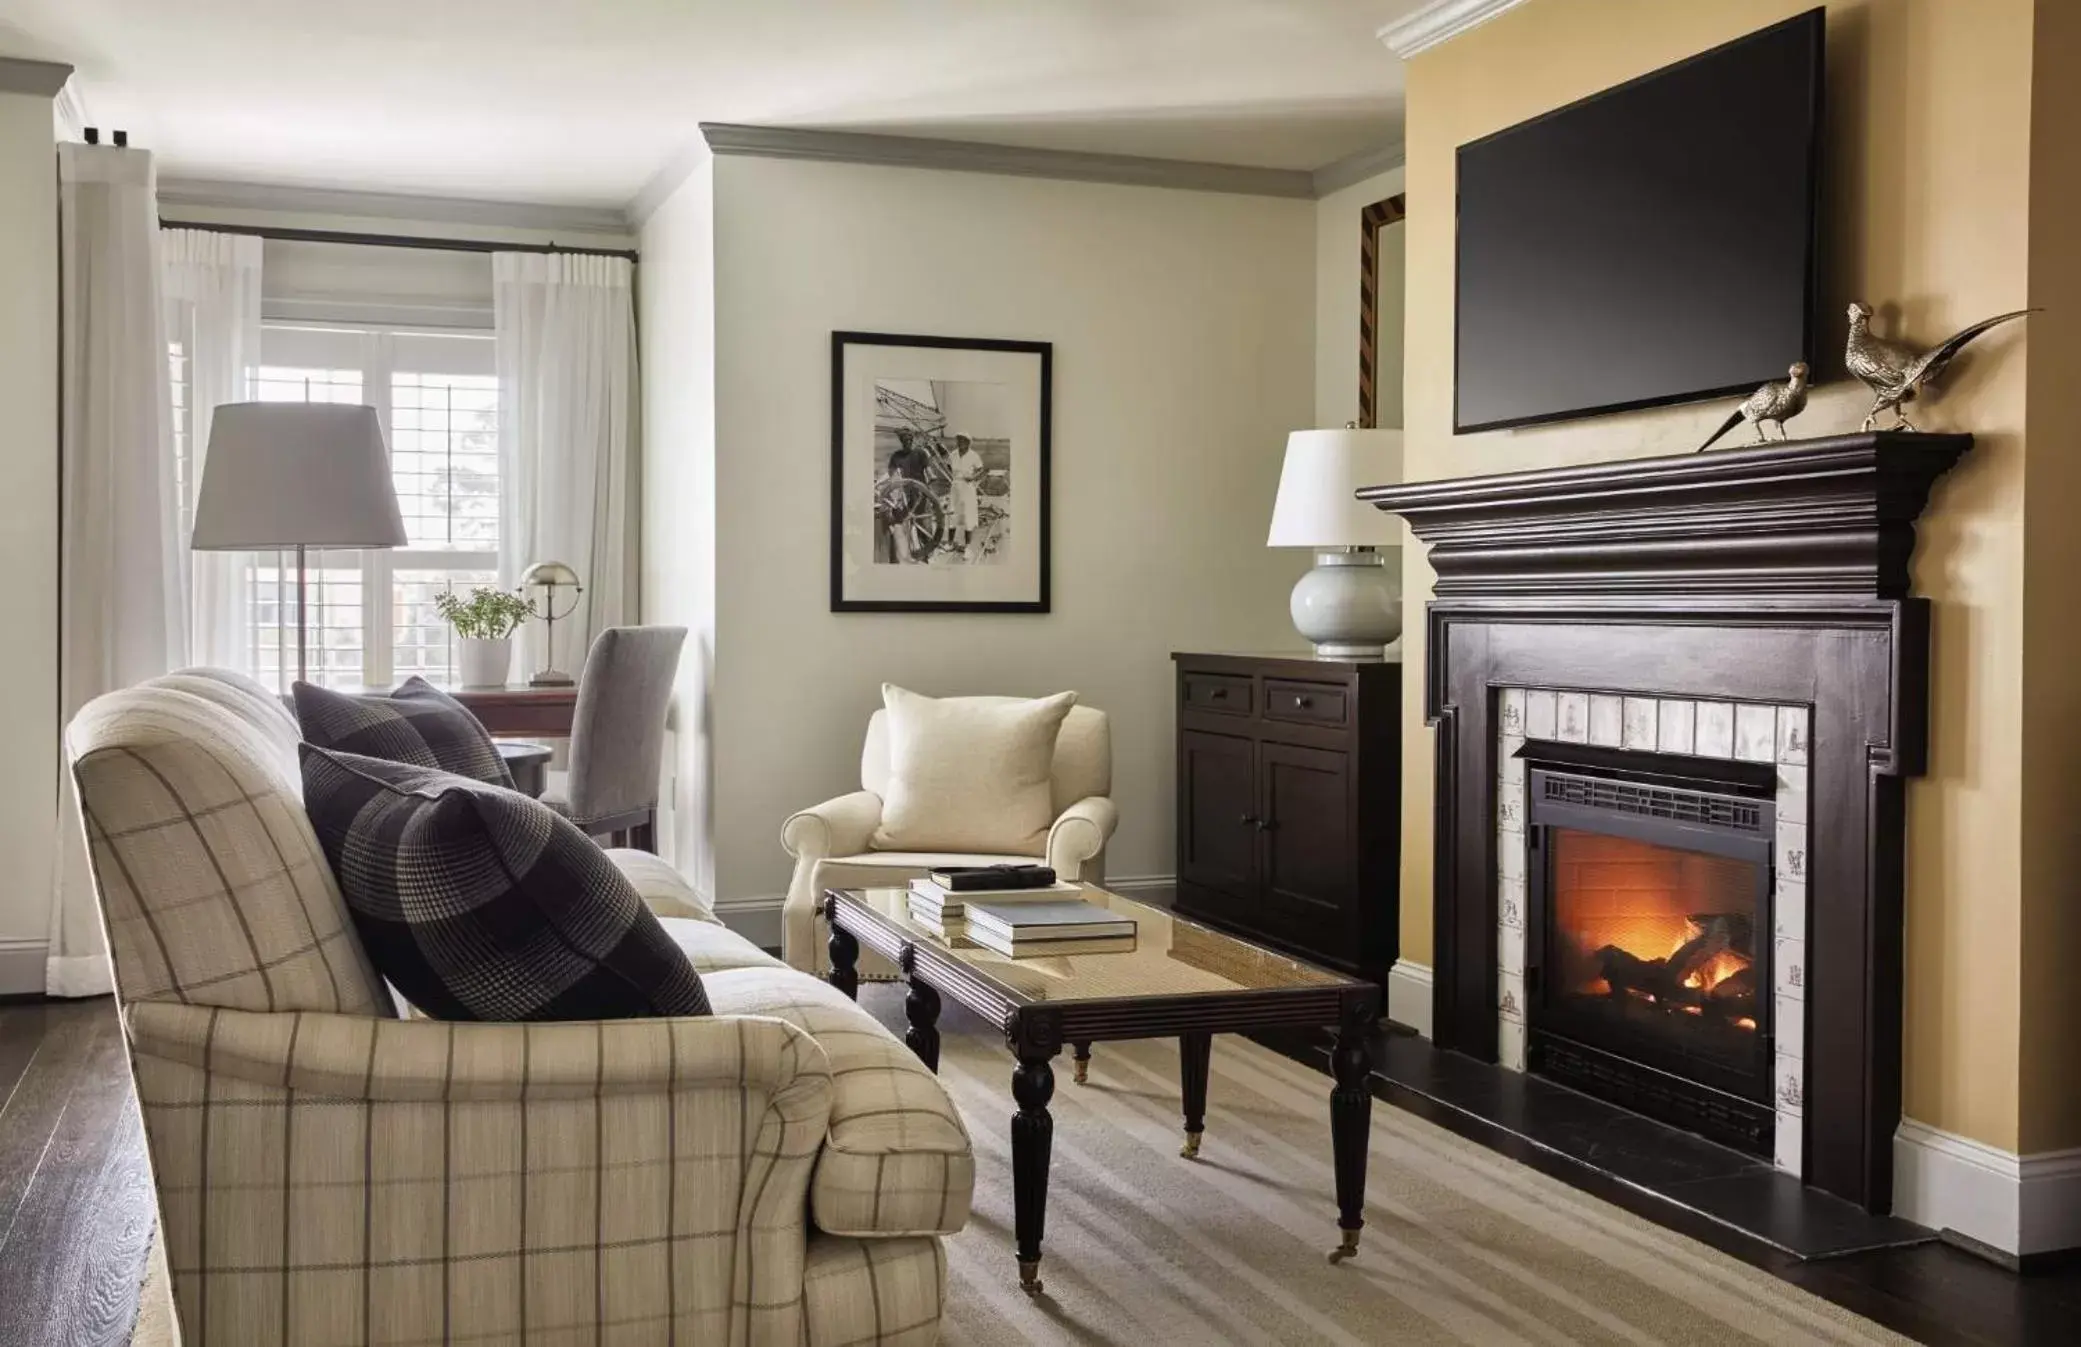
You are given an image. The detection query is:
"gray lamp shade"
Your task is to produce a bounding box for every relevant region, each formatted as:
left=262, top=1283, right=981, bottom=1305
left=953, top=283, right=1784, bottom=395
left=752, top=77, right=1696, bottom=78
left=191, top=402, right=408, bottom=550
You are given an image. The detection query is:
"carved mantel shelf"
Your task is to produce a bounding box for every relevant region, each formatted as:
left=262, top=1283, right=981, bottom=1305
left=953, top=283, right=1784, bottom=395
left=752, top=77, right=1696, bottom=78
left=1356, top=429, right=1973, bottom=1216
left=1358, top=431, right=1972, bottom=601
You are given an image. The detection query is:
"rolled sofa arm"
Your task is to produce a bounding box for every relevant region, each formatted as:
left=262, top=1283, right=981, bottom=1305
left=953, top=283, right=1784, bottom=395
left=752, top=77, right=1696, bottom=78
left=781, top=789, right=884, bottom=862
left=124, top=1002, right=836, bottom=1345
left=1047, top=795, right=1119, bottom=881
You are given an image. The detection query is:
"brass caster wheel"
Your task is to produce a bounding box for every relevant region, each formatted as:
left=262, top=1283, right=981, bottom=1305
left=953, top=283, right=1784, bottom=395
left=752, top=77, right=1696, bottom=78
left=1328, top=1228, right=1361, bottom=1264
left=1179, top=1130, right=1203, bottom=1160
left=1018, top=1260, right=1044, bottom=1296
left=1072, top=1057, right=1088, bottom=1086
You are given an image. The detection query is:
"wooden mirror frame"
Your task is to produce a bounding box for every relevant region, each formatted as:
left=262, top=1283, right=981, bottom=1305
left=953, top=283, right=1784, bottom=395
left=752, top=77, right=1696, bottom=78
left=1359, top=194, right=1406, bottom=429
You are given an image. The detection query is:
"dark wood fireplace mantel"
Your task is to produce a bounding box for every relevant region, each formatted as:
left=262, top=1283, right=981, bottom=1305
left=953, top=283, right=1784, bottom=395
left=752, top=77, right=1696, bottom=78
left=1362, top=431, right=1972, bottom=1215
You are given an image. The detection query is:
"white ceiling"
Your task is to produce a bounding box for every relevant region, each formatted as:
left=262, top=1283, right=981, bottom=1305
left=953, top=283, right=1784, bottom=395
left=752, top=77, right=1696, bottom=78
left=0, top=0, right=1418, bottom=212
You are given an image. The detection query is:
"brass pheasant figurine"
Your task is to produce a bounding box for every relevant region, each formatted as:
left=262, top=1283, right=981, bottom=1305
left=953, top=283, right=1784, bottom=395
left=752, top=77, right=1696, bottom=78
left=1697, top=362, right=1809, bottom=451
left=1845, top=300, right=2032, bottom=431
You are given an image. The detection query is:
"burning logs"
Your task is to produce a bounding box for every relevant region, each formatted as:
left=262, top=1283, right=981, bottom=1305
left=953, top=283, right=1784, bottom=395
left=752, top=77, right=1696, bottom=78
left=1591, top=912, right=1758, bottom=1026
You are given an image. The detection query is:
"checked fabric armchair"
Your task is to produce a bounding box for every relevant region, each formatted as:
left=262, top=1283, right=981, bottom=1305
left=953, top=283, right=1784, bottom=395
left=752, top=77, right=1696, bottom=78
left=66, top=669, right=971, bottom=1346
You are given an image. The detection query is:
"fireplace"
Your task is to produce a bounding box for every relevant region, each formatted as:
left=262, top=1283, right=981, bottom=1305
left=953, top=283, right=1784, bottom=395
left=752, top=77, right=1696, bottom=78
left=1522, top=747, right=1776, bottom=1153
left=1363, top=431, right=1974, bottom=1213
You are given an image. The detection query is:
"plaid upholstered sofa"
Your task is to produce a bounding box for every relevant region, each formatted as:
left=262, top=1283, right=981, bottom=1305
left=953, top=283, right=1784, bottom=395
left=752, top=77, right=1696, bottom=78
left=65, top=669, right=973, bottom=1346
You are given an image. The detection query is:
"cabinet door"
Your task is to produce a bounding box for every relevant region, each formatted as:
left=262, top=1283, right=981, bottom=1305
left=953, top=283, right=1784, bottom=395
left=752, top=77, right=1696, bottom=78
left=1260, top=741, right=1354, bottom=934
left=1178, top=730, right=1258, bottom=901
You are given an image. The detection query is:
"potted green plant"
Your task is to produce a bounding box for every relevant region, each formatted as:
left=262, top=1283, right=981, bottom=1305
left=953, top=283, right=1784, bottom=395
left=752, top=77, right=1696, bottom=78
left=434, top=586, right=535, bottom=688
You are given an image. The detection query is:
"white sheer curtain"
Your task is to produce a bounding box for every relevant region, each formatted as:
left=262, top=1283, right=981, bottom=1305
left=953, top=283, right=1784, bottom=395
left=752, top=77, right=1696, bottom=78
left=494, top=252, right=635, bottom=678
left=163, top=227, right=263, bottom=671
left=49, top=144, right=186, bottom=997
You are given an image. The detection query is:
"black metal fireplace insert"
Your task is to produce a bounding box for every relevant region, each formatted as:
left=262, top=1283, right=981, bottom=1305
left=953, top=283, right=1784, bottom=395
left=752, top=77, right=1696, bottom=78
left=1521, top=742, right=1777, bottom=1154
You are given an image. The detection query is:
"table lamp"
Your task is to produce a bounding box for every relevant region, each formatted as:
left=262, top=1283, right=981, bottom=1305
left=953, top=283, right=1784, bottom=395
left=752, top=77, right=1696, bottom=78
left=520, top=560, right=583, bottom=687
left=191, top=403, right=407, bottom=682
left=1266, top=427, right=1404, bottom=659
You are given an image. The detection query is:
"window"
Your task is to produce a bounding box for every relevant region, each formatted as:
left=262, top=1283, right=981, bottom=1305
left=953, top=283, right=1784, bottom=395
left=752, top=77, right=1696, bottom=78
left=198, top=324, right=503, bottom=690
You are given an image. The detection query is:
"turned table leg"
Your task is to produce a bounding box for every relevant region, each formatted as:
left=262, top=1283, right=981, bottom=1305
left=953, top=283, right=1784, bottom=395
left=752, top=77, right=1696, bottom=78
left=904, top=975, right=941, bottom=1072
left=1011, top=1052, right=1057, bottom=1295
left=1328, top=1015, right=1374, bottom=1263
left=1179, top=1031, right=1212, bottom=1159
left=827, top=925, right=859, bottom=1001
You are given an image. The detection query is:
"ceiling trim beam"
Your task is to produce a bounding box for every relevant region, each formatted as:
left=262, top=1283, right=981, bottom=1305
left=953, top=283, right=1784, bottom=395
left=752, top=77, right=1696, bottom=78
left=1311, top=140, right=1405, bottom=196
left=156, top=178, right=633, bottom=238
left=699, top=122, right=1317, bottom=200
left=0, top=56, right=74, bottom=98
left=1377, top=0, right=1528, bottom=60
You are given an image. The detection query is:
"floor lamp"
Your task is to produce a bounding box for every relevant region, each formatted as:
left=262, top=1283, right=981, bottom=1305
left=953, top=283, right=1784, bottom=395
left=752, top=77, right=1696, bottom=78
left=191, top=402, right=407, bottom=684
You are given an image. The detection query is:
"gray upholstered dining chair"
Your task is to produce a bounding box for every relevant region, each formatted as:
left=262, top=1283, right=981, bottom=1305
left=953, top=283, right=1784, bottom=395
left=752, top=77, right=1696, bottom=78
left=542, top=625, right=686, bottom=850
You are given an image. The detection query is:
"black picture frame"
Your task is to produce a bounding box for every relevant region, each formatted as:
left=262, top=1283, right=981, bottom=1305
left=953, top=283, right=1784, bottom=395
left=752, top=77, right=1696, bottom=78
left=830, top=330, right=1053, bottom=613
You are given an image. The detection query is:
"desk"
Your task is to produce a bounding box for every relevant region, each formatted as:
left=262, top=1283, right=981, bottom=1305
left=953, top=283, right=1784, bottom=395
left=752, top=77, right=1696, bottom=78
left=442, top=685, right=578, bottom=737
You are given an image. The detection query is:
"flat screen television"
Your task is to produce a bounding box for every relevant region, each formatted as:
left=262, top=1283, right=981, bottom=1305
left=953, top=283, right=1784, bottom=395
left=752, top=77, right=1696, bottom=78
left=1454, top=10, right=1823, bottom=433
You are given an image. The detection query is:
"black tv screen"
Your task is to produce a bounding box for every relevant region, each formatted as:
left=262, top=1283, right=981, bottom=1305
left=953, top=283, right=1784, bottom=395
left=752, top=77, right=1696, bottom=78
left=1454, top=10, right=1823, bottom=432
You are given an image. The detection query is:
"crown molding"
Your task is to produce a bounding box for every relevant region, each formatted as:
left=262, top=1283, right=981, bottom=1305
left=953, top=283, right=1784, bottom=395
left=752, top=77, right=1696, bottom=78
left=1377, top=0, right=1528, bottom=60
left=156, top=178, right=634, bottom=238
left=0, top=56, right=73, bottom=99
left=699, top=122, right=1316, bottom=199
left=1311, top=140, right=1405, bottom=196
left=52, top=77, right=89, bottom=140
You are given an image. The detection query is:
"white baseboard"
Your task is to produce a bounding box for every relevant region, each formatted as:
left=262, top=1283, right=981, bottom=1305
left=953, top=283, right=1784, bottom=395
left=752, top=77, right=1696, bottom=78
left=1388, top=959, right=1433, bottom=1038
left=1102, top=874, right=1175, bottom=893
left=711, top=896, right=783, bottom=951
left=0, top=937, right=48, bottom=997
left=1894, top=1118, right=2081, bottom=1255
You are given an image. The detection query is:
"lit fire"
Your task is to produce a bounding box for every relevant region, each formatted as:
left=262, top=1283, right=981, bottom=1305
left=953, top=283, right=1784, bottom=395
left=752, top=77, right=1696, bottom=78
left=1676, top=944, right=1750, bottom=994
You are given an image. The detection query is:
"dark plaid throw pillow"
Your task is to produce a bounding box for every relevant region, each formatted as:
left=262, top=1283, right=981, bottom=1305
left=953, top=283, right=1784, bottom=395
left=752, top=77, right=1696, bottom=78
left=299, top=745, right=710, bottom=1021
left=293, top=676, right=515, bottom=789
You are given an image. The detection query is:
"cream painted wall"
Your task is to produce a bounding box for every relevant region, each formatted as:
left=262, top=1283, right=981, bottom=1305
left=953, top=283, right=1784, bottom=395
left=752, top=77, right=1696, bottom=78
left=705, top=155, right=1315, bottom=905
left=636, top=157, right=718, bottom=902
left=1315, top=166, right=1406, bottom=430
left=0, top=88, right=58, bottom=989
left=1397, top=0, right=2044, bottom=1152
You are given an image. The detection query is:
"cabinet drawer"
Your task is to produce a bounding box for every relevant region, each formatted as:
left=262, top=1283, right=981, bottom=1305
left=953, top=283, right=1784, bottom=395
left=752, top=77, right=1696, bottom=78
left=1182, top=672, right=1253, bottom=716
left=1263, top=679, right=1347, bottom=728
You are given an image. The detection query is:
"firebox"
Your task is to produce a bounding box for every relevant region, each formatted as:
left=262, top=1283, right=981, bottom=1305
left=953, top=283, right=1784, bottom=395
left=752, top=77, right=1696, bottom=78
left=1521, top=743, right=1777, bottom=1154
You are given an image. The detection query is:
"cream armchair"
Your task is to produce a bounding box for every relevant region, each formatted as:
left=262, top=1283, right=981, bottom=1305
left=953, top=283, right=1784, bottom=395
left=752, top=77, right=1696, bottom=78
left=782, top=701, right=1117, bottom=976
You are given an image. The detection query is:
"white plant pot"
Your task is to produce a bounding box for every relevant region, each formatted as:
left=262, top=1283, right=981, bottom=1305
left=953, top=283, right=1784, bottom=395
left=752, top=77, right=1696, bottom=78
left=456, top=636, right=512, bottom=689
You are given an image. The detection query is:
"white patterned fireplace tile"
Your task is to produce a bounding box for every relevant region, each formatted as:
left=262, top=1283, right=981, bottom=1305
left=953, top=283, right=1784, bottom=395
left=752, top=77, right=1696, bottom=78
left=1695, top=701, right=1735, bottom=757
left=1588, top=694, right=1624, bottom=747
left=1657, top=699, right=1697, bottom=755
left=1776, top=707, right=1810, bottom=765
left=1495, top=687, right=1813, bottom=1179
left=1525, top=688, right=1558, bottom=739
left=1776, top=935, right=1807, bottom=999
left=1736, top=705, right=1779, bottom=762
left=1776, top=992, right=1806, bottom=1060
left=1622, top=697, right=1658, bottom=750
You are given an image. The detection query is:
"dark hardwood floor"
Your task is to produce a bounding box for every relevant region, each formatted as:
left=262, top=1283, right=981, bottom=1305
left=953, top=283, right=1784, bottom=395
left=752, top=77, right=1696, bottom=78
left=3, top=971, right=2077, bottom=1344
left=0, top=997, right=155, bottom=1347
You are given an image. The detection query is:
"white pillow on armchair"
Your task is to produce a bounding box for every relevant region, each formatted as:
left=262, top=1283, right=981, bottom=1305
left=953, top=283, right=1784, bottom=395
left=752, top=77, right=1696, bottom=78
left=870, top=684, right=1077, bottom=854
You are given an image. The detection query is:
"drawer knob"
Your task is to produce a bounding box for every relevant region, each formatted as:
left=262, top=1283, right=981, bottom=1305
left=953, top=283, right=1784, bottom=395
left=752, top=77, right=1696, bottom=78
left=1293, top=694, right=1312, bottom=708
left=1238, top=814, right=1259, bottom=827
left=1210, top=688, right=1228, bottom=700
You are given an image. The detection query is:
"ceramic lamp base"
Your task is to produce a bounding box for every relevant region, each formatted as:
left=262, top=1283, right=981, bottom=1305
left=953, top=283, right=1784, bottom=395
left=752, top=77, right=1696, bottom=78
left=1290, top=550, right=1401, bottom=660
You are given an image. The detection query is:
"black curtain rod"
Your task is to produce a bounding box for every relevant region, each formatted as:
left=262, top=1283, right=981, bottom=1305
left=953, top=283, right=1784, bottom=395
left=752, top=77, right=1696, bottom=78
left=158, top=218, right=638, bottom=263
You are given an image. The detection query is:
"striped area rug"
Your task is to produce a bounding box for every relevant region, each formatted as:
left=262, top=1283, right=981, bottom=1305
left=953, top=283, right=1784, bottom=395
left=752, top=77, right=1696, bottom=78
left=900, top=991, right=1907, bottom=1347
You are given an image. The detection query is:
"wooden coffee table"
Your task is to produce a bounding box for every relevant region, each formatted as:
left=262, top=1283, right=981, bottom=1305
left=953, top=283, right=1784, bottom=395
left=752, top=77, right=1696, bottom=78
left=820, top=885, right=1380, bottom=1295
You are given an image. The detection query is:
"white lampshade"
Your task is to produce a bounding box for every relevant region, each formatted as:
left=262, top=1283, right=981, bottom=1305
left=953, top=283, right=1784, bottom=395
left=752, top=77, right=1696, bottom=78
left=191, top=403, right=407, bottom=550
left=1266, top=428, right=1404, bottom=548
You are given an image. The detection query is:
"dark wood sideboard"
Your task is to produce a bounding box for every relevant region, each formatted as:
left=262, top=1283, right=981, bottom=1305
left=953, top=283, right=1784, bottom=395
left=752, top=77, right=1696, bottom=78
left=1170, top=652, right=1401, bottom=988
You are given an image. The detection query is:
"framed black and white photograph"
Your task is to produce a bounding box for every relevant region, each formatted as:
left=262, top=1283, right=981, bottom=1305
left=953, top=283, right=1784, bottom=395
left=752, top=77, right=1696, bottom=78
left=831, top=331, right=1051, bottom=612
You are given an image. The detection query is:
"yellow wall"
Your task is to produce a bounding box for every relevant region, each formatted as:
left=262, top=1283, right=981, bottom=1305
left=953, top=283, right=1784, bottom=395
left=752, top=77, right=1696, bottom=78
left=2019, top=0, right=2081, bottom=1154
left=1397, top=0, right=2052, bottom=1152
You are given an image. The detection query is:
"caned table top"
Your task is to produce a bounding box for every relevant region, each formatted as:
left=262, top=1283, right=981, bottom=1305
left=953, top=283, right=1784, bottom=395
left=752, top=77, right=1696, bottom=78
left=824, top=885, right=1359, bottom=1009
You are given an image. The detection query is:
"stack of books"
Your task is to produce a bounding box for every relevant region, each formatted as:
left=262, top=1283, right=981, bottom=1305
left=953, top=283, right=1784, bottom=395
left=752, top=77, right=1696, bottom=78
left=906, top=865, right=1078, bottom=938
left=963, top=899, right=1137, bottom=958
